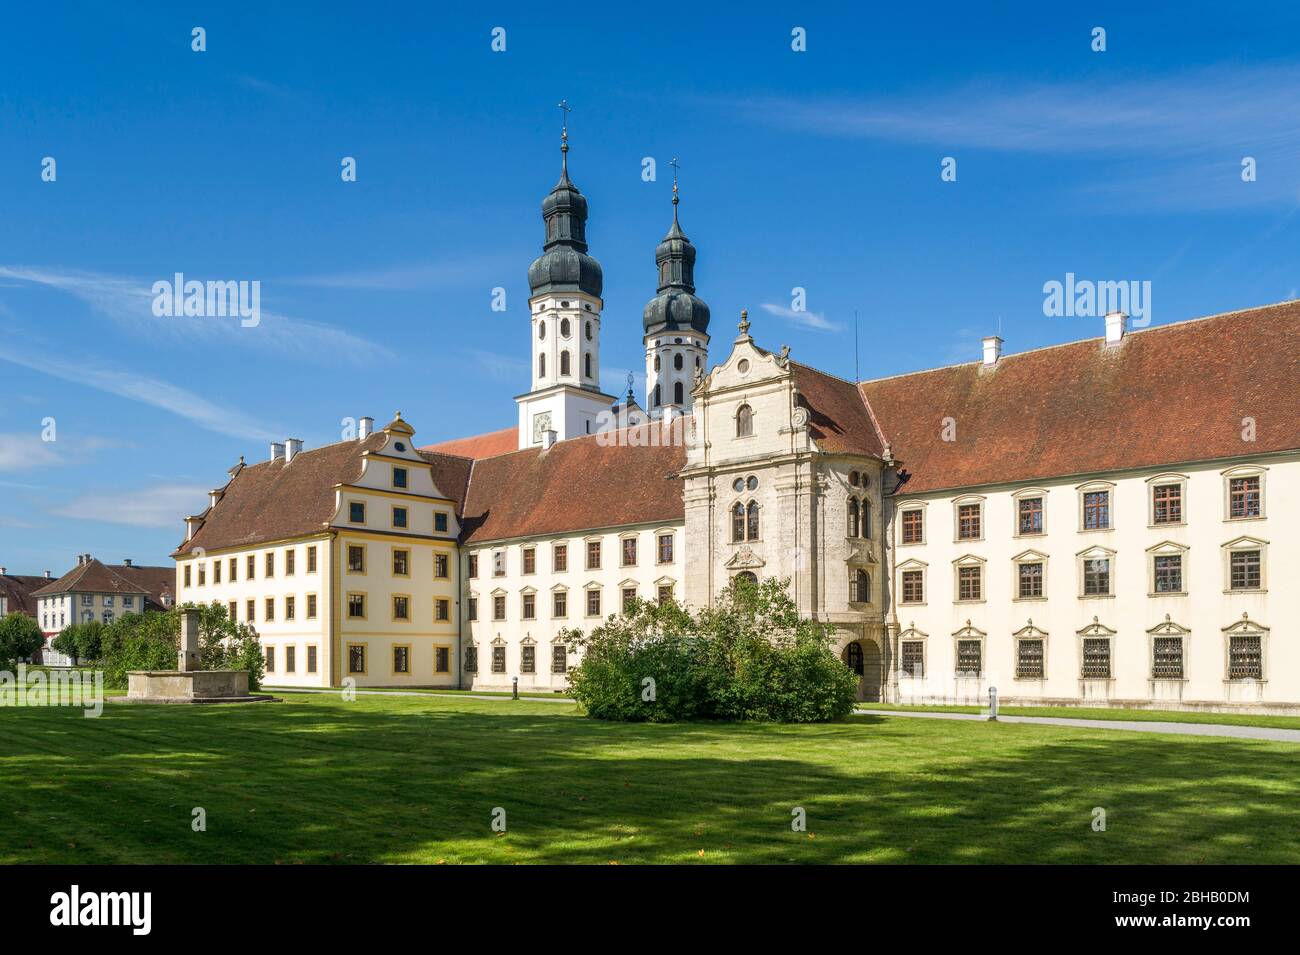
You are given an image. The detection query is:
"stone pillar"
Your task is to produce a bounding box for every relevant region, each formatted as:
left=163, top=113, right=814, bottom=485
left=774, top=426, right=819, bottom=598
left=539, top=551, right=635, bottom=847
left=179, top=608, right=201, bottom=672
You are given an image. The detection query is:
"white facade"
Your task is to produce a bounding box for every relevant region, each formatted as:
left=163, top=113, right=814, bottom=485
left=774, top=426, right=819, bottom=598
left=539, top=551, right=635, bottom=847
left=515, top=291, right=614, bottom=448
left=645, top=328, right=709, bottom=417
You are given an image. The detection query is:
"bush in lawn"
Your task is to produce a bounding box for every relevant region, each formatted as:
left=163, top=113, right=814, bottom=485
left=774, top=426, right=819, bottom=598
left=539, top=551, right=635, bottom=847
left=0, top=612, right=45, bottom=669
left=564, top=577, right=858, bottom=723
left=99, top=603, right=265, bottom=690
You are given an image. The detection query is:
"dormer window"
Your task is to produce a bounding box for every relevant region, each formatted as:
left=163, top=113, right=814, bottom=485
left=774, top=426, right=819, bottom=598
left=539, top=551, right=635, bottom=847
left=392, top=466, right=408, bottom=489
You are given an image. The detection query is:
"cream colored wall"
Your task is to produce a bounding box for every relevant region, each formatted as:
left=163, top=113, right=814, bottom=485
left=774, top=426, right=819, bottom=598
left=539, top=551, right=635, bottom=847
left=463, top=521, right=684, bottom=692
left=887, top=453, right=1299, bottom=709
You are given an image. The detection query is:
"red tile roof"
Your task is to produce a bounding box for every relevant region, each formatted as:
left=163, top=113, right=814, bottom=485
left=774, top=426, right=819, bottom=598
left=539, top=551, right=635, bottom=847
left=790, top=362, right=886, bottom=458
left=420, top=426, right=518, bottom=460
left=458, top=422, right=686, bottom=544
left=115, top=564, right=176, bottom=611
left=1, top=574, right=48, bottom=617
left=32, top=558, right=150, bottom=598
left=859, top=301, right=1300, bottom=494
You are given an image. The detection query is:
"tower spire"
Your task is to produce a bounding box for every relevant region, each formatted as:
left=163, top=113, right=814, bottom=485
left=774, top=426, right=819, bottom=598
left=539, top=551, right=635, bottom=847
left=669, top=157, right=680, bottom=226
left=557, top=99, right=572, bottom=175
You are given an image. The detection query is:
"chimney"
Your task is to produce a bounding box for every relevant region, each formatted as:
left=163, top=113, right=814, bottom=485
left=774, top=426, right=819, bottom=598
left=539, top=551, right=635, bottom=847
left=0, top=567, right=6, bottom=576
left=76, top=554, right=84, bottom=567
left=270, top=441, right=285, bottom=462
left=358, top=416, right=374, bottom=440
left=982, top=335, right=1003, bottom=366
left=1105, top=311, right=1127, bottom=345
left=123, top=558, right=133, bottom=568
left=285, top=438, right=303, bottom=463
left=44, top=570, right=52, bottom=578
left=542, top=429, right=558, bottom=449
left=208, top=489, right=221, bottom=509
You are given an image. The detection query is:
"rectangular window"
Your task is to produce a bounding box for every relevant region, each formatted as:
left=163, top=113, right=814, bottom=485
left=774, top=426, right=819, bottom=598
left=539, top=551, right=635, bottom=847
left=349, top=501, right=365, bottom=523
left=184, top=565, right=192, bottom=587
left=348, top=644, right=366, bottom=674
left=467, top=596, right=478, bottom=621
left=522, top=593, right=536, bottom=620
left=265, top=646, right=275, bottom=672
left=1081, top=638, right=1111, bottom=679
left=467, top=554, right=478, bottom=578
left=1017, top=562, right=1043, bottom=599
left=622, top=537, right=637, bottom=567
left=657, top=585, right=673, bottom=605
left=435, top=512, right=449, bottom=533
left=285, top=595, right=296, bottom=620
left=901, top=509, right=923, bottom=544
left=348, top=545, right=365, bottom=573
left=1152, top=484, right=1182, bottom=524
left=285, top=645, right=296, bottom=673
left=1153, top=555, right=1183, bottom=593
left=229, top=557, right=238, bottom=581
left=493, top=551, right=505, bottom=577
left=901, top=569, right=924, bottom=604
left=393, top=549, right=409, bottom=576
left=523, top=547, right=536, bottom=574
left=464, top=646, right=478, bottom=673
left=586, top=540, right=601, bottom=570
left=956, top=640, right=981, bottom=676
left=586, top=589, right=601, bottom=617
left=1152, top=637, right=1183, bottom=680
left=521, top=645, right=535, bottom=674
left=213, top=561, right=222, bottom=584
left=493, top=594, right=506, bottom=620
left=1229, top=476, right=1261, bottom=519
left=622, top=586, right=637, bottom=612
left=1083, top=490, right=1110, bottom=530
left=265, top=597, right=275, bottom=621
left=552, top=645, right=567, bottom=674
left=247, top=598, right=255, bottom=622
left=393, top=466, right=408, bottom=489
left=553, top=543, right=568, bottom=572
left=658, top=534, right=674, bottom=564
left=306, top=594, right=317, bottom=619
left=957, top=503, right=981, bottom=540
left=307, top=645, right=318, bottom=673
left=1083, top=558, right=1111, bottom=596
left=228, top=600, right=237, bottom=621
left=393, top=646, right=409, bottom=674
left=957, top=565, right=982, bottom=601
left=247, top=554, right=256, bottom=579
left=307, top=546, right=317, bottom=573
left=436, top=598, right=450, bottom=622
left=1228, top=635, right=1262, bottom=680
left=1016, top=639, right=1044, bottom=679
left=1229, top=550, right=1261, bottom=590
left=197, top=565, right=205, bottom=586
left=901, top=641, right=924, bottom=678
left=491, top=645, right=506, bottom=674
left=393, top=595, right=410, bottom=621
left=347, top=593, right=365, bottom=619
left=392, top=506, right=408, bottom=529
left=81, top=594, right=93, bottom=606
left=435, top=646, right=450, bottom=674
left=553, top=590, right=568, bottom=618
left=265, top=551, right=275, bottom=577
left=1017, top=497, right=1043, bottom=535
left=435, top=554, right=449, bottom=579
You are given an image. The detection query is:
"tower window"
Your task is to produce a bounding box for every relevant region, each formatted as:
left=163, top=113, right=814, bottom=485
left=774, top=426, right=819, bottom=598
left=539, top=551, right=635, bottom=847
left=538, top=322, right=546, bottom=340
left=584, top=352, right=591, bottom=378
left=674, top=353, right=683, bottom=370
left=654, top=355, right=661, bottom=372
left=736, top=403, right=754, bottom=437
left=538, top=353, right=546, bottom=377
left=561, top=318, right=571, bottom=337
left=674, top=381, right=684, bottom=404
left=585, top=321, right=592, bottom=340
left=561, top=351, right=571, bottom=376
left=654, top=384, right=661, bottom=407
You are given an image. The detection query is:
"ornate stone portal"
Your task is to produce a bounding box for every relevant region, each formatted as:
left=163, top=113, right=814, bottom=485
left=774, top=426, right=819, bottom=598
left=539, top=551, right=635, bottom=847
left=116, top=609, right=277, bottom=704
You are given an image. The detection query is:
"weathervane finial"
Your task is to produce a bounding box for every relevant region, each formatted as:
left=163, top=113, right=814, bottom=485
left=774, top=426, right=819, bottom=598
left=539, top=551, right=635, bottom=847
left=557, top=99, right=572, bottom=172
left=669, top=157, right=680, bottom=221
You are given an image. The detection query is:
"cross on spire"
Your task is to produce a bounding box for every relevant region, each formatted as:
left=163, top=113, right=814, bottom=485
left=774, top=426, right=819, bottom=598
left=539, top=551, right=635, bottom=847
left=556, top=99, right=572, bottom=171
left=669, top=157, right=681, bottom=221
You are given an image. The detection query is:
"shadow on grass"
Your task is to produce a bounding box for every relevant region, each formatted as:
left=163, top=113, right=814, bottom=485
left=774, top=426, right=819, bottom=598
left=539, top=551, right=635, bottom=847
left=2, top=696, right=1297, bottom=864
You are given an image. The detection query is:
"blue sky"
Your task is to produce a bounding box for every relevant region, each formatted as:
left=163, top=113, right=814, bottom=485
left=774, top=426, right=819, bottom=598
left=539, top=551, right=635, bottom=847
left=3, top=2, right=1300, bottom=572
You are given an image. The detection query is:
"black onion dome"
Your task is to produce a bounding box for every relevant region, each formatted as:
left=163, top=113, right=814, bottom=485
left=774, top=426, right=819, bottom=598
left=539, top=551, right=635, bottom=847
left=642, top=204, right=710, bottom=334
left=528, top=167, right=603, bottom=297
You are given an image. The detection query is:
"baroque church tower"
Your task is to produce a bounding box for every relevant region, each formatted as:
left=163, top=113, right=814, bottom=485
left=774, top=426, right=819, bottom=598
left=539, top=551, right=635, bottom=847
left=642, top=163, right=710, bottom=418
left=515, top=110, right=616, bottom=449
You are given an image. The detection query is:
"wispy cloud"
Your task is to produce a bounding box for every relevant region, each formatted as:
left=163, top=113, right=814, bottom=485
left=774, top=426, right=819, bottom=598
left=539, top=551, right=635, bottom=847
left=0, top=433, right=62, bottom=472
left=51, top=483, right=210, bottom=529
left=759, top=303, right=843, bottom=332
left=723, top=63, right=1300, bottom=210
left=0, top=348, right=278, bottom=442
left=0, top=266, right=394, bottom=362
left=281, top=259, right=506, bottom=292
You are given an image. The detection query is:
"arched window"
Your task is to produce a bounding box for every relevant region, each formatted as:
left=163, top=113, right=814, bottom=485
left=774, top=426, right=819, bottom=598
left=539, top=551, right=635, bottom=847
left=732, top=502, right=745, bottom=542
left=560, top=318, right=571, bottom=337
left=855, top=569, right=871, bottom=603
left=747, top=501, right=760, bottom=540
left=584, top=352, right=591, bottom=378
left=560, top=351, right=571, bottom=376
left=538, top=353, right=546, bottom=377
left=674, top=353, right=683, bottom=370
left=585, top=321, right=592, bottom=341
left=538, top=322, right=546, bottom=340
left=847, top=498, right=860, bottom=538
left=845, top=642, right=864, bottom=675
left=736, top=403, right=753, bottom=438
left=674, top=381, right=684, bottom=404
left=736, top=571, right=758, bottom=587
left=654, top=355, right=661, bottom=372
left=849, top=471, right=859, bottom=487
left=696, top=356, right=701, bottom=368
left=653, top=384, right=661, bottom=407
left=860, top=501, right=871, bottom=539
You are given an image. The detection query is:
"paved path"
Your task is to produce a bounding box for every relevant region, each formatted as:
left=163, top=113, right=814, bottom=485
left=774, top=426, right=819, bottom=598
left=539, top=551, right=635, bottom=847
left=857, top=707, right=1300, bottom=742
left=267, top=686, right=576, bottom=704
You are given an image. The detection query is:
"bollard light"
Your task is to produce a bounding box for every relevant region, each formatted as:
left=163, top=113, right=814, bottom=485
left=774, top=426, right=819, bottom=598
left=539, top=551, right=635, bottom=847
left=512, top=676, right=518, bottom=700
left=988, top=685, right=999, bottom=721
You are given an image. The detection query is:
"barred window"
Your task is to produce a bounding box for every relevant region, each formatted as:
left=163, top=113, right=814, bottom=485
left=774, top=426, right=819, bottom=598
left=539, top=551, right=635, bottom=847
left=1083, top=558, right=1111, bottom=596
left=1018, top=497, right=1043, bottom=535
left=392, top=595, right=409, bottom=621
left=464, top=646, right=478, bottom=673
left=348, top=545, right=364, bottom=573
left=1229, top=476, right=1261, bottom=519
left=435, top=554, right=449, bottom=579
left=957, top=565, right=982, bottom=601
left=435, top=647, right=450, bottom=674
left=900, top=640, right=924, bottom=678
left=956, top=640, right=982, bottom=676
left=348, top=644, right=365, bottom=674
left=1017, top=561, right=1043, bottom=599
left=1016, top=639, right=1044, bottom=679
left=393, top=646, right=409, bottom=673
left=901, top=509, right=923, bottom=544
left=521, top=645, right=535, bottom=674
left=1152, top=637, right=1183, bottom=680
left=491, top=645, right=506, bottom=674
left=1153, top=554, right=1183, bottom=593
left=392, top=549, right=409, bottom=576
left=1228, top=635, right=1262, bottom=680
left=552, top=644, right=568, bottom=674
left=1083, top=490, right=1110, bottom=530
left=347, top=593, right=365, bottom=619
left=1081, top=638, right=1111, bottom=679
left=657, top=584, right=673, bottom=605
left=1152, top=484, right=1182, bottom=524
left=957, top=503, right=981, bottom=540
left=1229, top=550, right=1261, bottom=590
left=436, top=598, right=450, bottom=622
left=901, top=569, right=924, bottom=604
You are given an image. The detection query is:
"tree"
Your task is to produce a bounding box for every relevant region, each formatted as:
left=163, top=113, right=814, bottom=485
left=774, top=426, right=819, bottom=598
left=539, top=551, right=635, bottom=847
left=98, top=603, right=264, bottom=689
left=0, top=612, right=45, bottom=669
left=51, top=620, right=106, bottom=664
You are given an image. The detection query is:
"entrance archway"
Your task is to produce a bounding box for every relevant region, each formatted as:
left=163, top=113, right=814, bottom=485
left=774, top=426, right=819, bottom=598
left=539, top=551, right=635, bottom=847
left=842, top=639, right=882, bottom=702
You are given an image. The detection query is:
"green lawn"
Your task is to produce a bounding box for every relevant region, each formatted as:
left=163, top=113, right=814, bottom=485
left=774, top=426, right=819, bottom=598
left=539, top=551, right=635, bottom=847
left=2, top=691, right=1297, bottom=864
left=860, top=702, right=1300, bottom=730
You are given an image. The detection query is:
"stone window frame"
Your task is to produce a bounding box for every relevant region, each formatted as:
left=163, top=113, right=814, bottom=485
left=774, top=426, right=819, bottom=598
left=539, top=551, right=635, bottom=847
left=1221, top=536, right=1267, bottom=594
left=898, top=624, right=928, bottom=679
left=619, top=532, right=639, bottom=568
left=656, top=531, right=675, bottom=565
left=951, top=621, right=987, bottom=679
left=1221, top=464, right=1267, bottom=522
left=1076, top=545, right=1116, bottom=599
left=1145, top=472, right=1189, bottom=528
left=1012, top=621, right=1050, bottom=681
left=734, top=402, right=755, bottom=439
left=952, top=554, right=986, bottom=604
left=897, top=500, right=927, bottom=546
left=346, top=542, right=367, bottom=575
left=654, top=576, right=676, bottom=605
left=620, top=580, right=639, bottom=613
left=584, top=583, right=603, bottom=618
left=897, top=558, right=927, bottom=606
left=520, top=637, right=537, bottom=675
left=550, top=583, right=569, bottom=619
left=391, top=643, right=413, bottom=676
left=1076, top=480, right=1116, bottom=533
left=1221, top=613, right=1268, bottom=684
left=849, top=567, right=872, bottom=606
left=1076, top=617, right=1117, bottom=681
left=551, top=640, right=569, bottom=674
left=952, top=494, right=986, bottom=543
left=1145, top=540, right=1189, bottom=597
left=491, top=588, right=507, bottom=622
left=1012, top=487, right=1049, bottom=538
left=1146, top=615, right=1190, bottom=682
left=1011, top=549, right=1049, bottom=602
left=519, top=586, right=537, bottom=621
left=390, top=593, right=412, bottom=624
left=391, top=546, right=411, bottom=578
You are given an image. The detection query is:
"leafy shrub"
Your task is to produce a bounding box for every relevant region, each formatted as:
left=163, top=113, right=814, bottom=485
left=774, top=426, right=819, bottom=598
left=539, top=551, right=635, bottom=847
left=98, top=603, right=265, bottom=690
left=51, top=621, right=105, bottom=664
left=0, top=612, right=45, bottom=669
left=563, top=577, right=859, bottom=723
